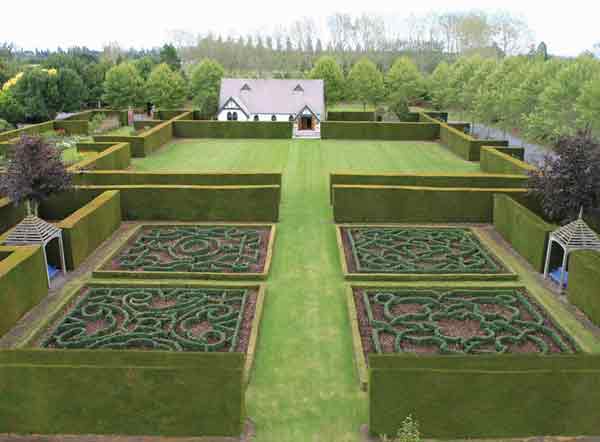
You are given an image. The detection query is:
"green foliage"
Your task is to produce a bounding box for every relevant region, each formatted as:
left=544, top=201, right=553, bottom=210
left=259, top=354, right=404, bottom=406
left=0, top=118, right=13, bottom=132
left=0, top=246, right=48, bottom=336
left=493, top=194, right=556, bottom=272
left=479, top=147, right=536, bottom=176
left=0, top=350, right=244, bottom=437
left=327, top=111, right=374, bottom=121
left=439, top=122, right=508, bottom=161
left=369, top=354, right=600, bottom=438
left=385, top=57, right=424, bottom=104
left=174, top=121, right=291, bottom=139
left=159, top=43, right=182, bottom=71
left=333, top=184, right=526, bottom=223
left=347, top=58, right=385, bottom=111
left=321, top=122, right=439, bottom=140
left=0, top=89, right=25, bottom=125
left=380, top=415, right=421, bottom=442
left=309, top=56, right=345, bottom=105
left=102, top=63, right=144, bottom=109
left=387, top=92, right=411, bottom=121
left=190, top=59, right=225, bottom=115
left=83, top=61, right=110, bottom=104
left=145, top=63, right=187, bottom=109
left=12, top=68, right=61, bottom=122
left=569, top=251, right=600, bottom=326
left=576, top=74, right=600, bottom=133
left=134, top=55, right=158, bottom=81
left=56, top=68, right=86, bottom=112
left=428, top=62, right=452, bottom=110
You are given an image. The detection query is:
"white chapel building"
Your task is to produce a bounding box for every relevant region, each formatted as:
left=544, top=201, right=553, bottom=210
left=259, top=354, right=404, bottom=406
left=217, top=79, right=325, bottom=137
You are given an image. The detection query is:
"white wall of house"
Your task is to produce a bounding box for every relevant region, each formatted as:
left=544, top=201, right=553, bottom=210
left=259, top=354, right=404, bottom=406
left=217, top=110, right=323, bottom=124
left=217, top=110, right=249, bottom=121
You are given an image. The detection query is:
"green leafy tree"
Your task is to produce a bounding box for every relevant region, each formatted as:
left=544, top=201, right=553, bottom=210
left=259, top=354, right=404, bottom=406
left=309, top=56, right=345, bottom=105
left=576, top=74, right=600, bottom=133
left=428, top=62, right=452, bottom=110
left=82, top=61, right=111, bottom=105
left=12, top=68, right=61, bottom=122
left=145, top=63, right=187, bottom=109
left=135, top=56, right=158, bottom=81
left=388, top=91, right=411, bottom=121
left=445, top=56, right=484, bottom=117
left=102, top=63, right=144, bottom=109
left=0, top=89, right=25, bottom=124
left=385, top=57, right=424, bottom=104
left=159, top=44, right=182, bottom=71
left=56, top=67, right=86, bottom=112
left=190, top=58, right=224, bottom=115
left=347, top=57, right=385, bottom=111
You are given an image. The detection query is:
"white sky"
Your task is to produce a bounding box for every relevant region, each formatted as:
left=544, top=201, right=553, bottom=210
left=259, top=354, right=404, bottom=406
left=1, top=0, right=598, bottom=56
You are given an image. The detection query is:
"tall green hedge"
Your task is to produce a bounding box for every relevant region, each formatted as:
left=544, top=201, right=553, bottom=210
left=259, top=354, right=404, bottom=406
left=480, top=147, right=537, bottom=176
left=0, top=246, right=48, bottom=336
left=369, top=354, right=600, bottom=438
left=0, top=197, right=26, bottom=234
left=93, top=134, right=145, bottom=157
left=157, top=109, right=192, bottom=120
left=321, top=122, right=439, bottom=140
left=76, top=142, right=116, bottom=153
left=54, top=120, right=89, bottom=135
left=70, top=142, right=131, bottom=171
left=53, top=190, right=121, bottom=270
left=57, top=185, right=280, bottom=222
left=332, top=184, right=527, bottom=223
left=173, top=121, right=292, bottom=139
left=493, top=194, right=556, bottom=272
left=569, top=251, right=600, bottom=326
left=328, top=111, right=375, bottom=121
left=439, top=123, right=508, bottom=161
left=73, top=171, right=282, bottom=187
left=329, top=173, right=527, bottom=203
left=133, top=120, right=163, bottom=131
left=0, top=121, right=55, bottom=142
left=0, top=350, right=244, bottom=437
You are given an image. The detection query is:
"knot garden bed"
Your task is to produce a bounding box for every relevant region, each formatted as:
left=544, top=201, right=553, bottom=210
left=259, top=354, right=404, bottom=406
left=94, top=223, right=276, bottom=280
left=337, top=225, right=516, bottom=281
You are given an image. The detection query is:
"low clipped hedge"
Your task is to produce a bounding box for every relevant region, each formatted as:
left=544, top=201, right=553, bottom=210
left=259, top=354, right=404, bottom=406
left=54, top=185, right=280, bottom=222
left=173, top=121, right=292, bottom=139
left=369, top=354, right=600, bottom=438
left=329, top=172, right=527, bottom=203
left=54, top=120, right=88, bottom=135
left=0, top=197, right=26, bottom=234
left=569, top=251, right=600, bottom=326
left=133, top=120, right=163, bottom=131
left=494, top=146, right=526, bottom=161
left=440, top=123, right=508, bottom=161
left=481, top=147, right=537, bottom=176
left=0, top=246, right=48, bottom=336
left=55, top=190, right=122, bottom=270
left=0, top=121, right=55, bottom=142
left=94, top=121, right=172, bottom=157
left=76, top=142, right=117, bottom=153
left=320, top=122, right=440, bottom=140
left=73, top=171, right=282, bottom=187
left=328, top=111, right=375, bottom=121
left=93, top=134, right=145, bottom=157
left=493, top=194, right=556, bottom=272
left=0, top=350, right=244, bottom=437
left=332, top=184, right=527, bottom=223
left=70, top=142, right=131, bottom=171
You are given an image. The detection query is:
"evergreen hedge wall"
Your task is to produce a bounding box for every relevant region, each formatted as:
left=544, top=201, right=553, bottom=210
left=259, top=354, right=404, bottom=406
left=328, top=111, right=375, bottom=121
left=70, top=143, right=131, bottom=171
left=439, top=123, right=508, bottom=161
left=0, top=197, right=26, bottom=234
left=54, top=120, right=89, bottom=135
left=73, top=171, right=282, bottom=187
left=480, top=147, right=537, bottom=176
left=53, top=190, right=122, bottom=270
left=0, top=246, right=48, bottom=336
left=493, top=194, right=556, bottom=272
left=569, top=251, right=600, bottom=326
left=332, top=185, right=527, bottom=223
left=173, top=121, right=292, bottom=139
left=56, top=185, right=281, bottom=222
left=0, top=350, right=244, bottom=437
left=93, top=134, right=145, bottom=157
left=0, top=121, right=55, bottom=142
left=329, top=172, right=527, bottom=203
left=369, top=354, right=600, bottom=438
left=320, top=122, right=440, bottom=140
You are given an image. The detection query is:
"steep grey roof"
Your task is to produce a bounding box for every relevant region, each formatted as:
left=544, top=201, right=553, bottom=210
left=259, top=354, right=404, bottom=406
left=219, top=79, right=324, bottom=116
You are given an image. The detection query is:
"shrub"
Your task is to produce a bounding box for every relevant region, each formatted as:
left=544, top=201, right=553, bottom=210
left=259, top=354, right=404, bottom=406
left=0, top=118, right=13, bottom=132
left=528, top=130, right=600, bottom=223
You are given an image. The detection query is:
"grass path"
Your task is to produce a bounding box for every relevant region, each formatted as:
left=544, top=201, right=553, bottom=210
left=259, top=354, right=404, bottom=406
left=131, top=139, right=483, bottom=441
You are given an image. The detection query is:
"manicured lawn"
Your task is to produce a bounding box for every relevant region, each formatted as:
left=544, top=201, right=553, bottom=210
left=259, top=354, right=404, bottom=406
left=132, top=139, right=481, bottom=174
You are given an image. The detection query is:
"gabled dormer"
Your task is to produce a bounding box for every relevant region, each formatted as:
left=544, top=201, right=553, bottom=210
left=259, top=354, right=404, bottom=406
left=241, top=83, right=252, bottom=92
left=293, top=84, right=304, bottom=94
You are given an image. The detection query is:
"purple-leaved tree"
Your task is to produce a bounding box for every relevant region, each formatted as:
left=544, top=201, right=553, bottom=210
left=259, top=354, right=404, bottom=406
left=528, top=130, right=600, bottom=224
left=0, top=135, right=72, bottom=216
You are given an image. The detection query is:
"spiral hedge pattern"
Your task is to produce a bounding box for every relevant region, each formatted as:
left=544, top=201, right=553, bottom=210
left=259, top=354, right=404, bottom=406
left=343, top=227, right=505, bottom=274
left=360, top=287, right=578, bottom=354
left=111, top=225, right=270, bottom=273
left=41, top=286, right=252, bottom=352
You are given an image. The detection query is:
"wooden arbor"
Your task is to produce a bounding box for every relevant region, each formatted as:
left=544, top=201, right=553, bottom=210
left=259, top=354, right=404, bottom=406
left=543, top=209, right=600, bottom=291
left=2, top=215, right=66, bottom=285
